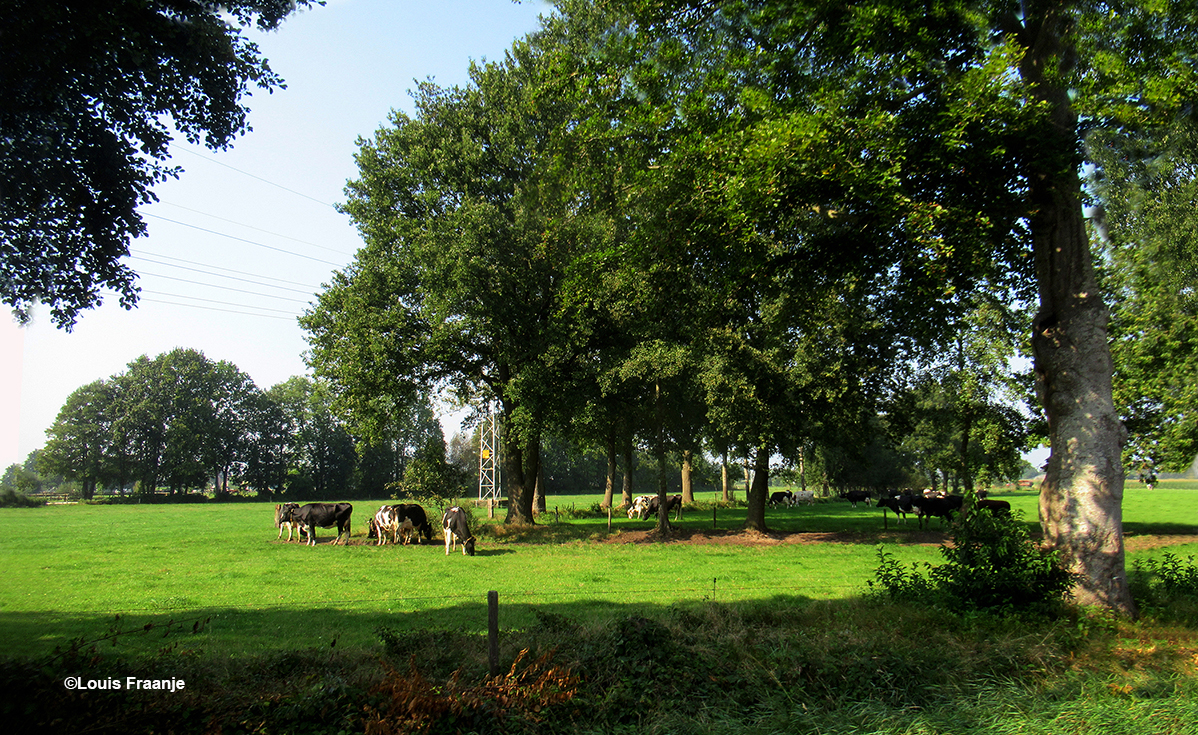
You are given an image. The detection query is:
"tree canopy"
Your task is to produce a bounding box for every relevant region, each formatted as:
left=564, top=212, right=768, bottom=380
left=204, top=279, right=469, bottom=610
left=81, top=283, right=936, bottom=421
left=0, top=0, right=316, bottom=328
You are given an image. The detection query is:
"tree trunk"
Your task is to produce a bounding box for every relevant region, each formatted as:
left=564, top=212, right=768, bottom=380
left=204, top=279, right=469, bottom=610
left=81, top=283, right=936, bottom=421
left=1019, top=9, right=1134, bottom=615
left=622, top=432, right=634, bottom=507
left=720, top=450, right=730, bottom=501
left=501, top=412, right=537, bottom=525
left=681, top=449, right=694, bottom=503
left=604, top=430, right=617, bottom=509
left=744, top=445, right=770, bottom=531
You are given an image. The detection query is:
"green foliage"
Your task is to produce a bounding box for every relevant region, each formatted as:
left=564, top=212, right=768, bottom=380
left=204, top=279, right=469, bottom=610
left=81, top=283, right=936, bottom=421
left=1132, top=553, right=1198, bottom=620
left=869, top=509, right=1074, bottom=612
left=0, top=0, right=317, bottom=327
left=934, top=508, right=1075, bottom=613
left=866, top=545, right=940, bottom=604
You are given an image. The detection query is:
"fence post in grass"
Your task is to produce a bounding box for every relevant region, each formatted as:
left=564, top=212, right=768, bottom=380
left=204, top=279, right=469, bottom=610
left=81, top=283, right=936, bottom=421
left=883, top=508, right=888, bottom=531
left=608, top=505, right=612, bottom=533
left=713, top=505, right=717, bottom=529
left=488, top=590, right=499, bottom=678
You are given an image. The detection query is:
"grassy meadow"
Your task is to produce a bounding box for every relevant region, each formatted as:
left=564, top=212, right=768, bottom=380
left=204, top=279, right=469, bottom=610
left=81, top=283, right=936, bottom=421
left=3, top=482, right=1198, bottom=734
left=1, top=481, right=1195, bottom=660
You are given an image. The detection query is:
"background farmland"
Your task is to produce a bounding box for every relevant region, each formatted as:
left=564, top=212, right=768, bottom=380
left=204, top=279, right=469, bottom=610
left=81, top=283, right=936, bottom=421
left=3, top=482, right=1195, bottom=660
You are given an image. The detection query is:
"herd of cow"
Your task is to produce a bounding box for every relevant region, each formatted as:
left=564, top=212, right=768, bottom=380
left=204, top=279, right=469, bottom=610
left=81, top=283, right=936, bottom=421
left=273, top=502, right=476, bottom=555
left=769, top=487, right=1012, bottom=528
left=274, top=489, right=1012, bottom=549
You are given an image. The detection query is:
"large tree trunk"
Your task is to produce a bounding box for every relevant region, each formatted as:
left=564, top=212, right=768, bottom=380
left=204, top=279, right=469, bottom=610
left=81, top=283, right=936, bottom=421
left=1019, top=9, right=1134, bottom=614
left=604, top=430, right=617, bottom=509
left=681, top=449, right=694, bottom=503
left=744, top=445, right=770, bottom=531
left=501, top=414, right=537, bottom=525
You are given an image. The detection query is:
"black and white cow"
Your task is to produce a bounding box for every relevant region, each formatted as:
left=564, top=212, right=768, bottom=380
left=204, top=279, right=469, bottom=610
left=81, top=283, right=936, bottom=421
left=395, top=504, right=434, bottom=544
left=283, top=502, right=353, bottom=546
left=910, top=494, right=963, bottom=529
left=841, top=490, right=872, bottom=507
left=627, top=495, right=653, bottom=519
left=274, top=503, right=304, bottom=542
left=877, top=494, right=914, bottom=523
left=769, top=490, right=794, bottom=507
left=374, top=505, right=403, bottom=545
left=442, top=506, right=476, bottom=556
left=975, top=498, right=1011, bottom=516
left=790, top=489, right=815, bottom=506
left=640, top=494, right=682, bottom=520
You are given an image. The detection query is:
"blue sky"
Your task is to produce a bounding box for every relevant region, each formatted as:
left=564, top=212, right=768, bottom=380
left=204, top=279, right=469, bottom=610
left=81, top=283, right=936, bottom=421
left=1, top=0, right=549, bottom=468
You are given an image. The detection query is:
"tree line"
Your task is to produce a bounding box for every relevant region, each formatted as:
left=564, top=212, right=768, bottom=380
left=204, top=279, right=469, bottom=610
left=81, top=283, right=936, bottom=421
left=24, top=348, right=456, bottom=501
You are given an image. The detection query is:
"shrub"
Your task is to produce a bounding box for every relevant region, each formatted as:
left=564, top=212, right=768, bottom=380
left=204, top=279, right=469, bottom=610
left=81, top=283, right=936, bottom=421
left=933, top=509, right=1075, bottom=613
left=869, top=509, right=1074, bottom=612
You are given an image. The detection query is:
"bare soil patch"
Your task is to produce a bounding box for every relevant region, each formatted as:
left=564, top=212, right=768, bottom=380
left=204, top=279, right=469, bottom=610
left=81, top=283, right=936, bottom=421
left=604, top=527, right=947, bottom=547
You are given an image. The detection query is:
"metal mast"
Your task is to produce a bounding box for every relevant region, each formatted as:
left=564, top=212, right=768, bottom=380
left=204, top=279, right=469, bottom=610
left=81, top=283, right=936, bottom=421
left=478, top=403, right=501, bottom=503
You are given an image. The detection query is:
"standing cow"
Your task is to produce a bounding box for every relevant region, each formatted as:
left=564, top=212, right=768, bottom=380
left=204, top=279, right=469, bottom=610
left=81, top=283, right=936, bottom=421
left=396, top=504, right=434, bottom=544
left=442, top=506, right=476, bottom=556
left=282, top=502, right=353, bottom=546
left=274, top=503, right=305, bottom=542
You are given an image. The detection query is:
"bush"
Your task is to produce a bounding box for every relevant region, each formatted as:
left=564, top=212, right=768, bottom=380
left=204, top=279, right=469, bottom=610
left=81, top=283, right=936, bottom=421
left=933, top=509, right=1075, bottom=613
left=869, top=509, right=1074, bottom=613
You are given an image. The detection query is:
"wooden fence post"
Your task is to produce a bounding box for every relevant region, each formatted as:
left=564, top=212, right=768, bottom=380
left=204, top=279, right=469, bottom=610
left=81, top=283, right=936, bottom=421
left=488, top=590, right=499, bottom=678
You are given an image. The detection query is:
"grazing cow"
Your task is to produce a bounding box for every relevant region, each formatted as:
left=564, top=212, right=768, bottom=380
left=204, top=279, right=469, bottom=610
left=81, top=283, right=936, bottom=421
left=841, top=490, right=872, bottom=507
left=910, top=494, right=963, bottom=529
left=790, top=489, right=815, bottom=506
left=877, top=494, right=914, bottom=523
left=638, top=494, right=682, bottom=520
left=274, top=503, right=304, bottom=542
left=442, top=506, right=476, bottom=556
left=769, top=490, right=795, bottom=507
left=374, top=505, right=401, bottom=545
left=395, top=504, right=434, bottom=544
left=283, top=502, right=353, bottom=546
left=628, top=495, right=653, bottom=520
left=975, top=499, right=1011, bottom=516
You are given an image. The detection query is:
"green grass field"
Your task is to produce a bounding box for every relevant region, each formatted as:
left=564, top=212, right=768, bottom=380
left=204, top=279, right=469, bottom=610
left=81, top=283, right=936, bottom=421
left=2, top=481, right=1196, bottom=660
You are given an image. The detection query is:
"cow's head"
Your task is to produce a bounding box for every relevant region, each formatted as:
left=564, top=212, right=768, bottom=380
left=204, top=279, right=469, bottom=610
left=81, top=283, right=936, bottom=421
left=464, top=536, right=476, bottom=556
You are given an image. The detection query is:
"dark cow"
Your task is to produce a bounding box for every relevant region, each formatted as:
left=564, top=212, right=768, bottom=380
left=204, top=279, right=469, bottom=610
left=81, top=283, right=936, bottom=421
left=841, top=490, right=872, bottom=507
left=769, top=490, right=794, bottom=507
left=274, top=502, right=304, bottom=542
left=283, top=502, right=353, bottom=546
left=877, top=494, right=913, bottom=523
left=975, top=499, right=1011, bottom=516
left=442, top=506, right=476, bottom=556
left=395, top=504, right=434, bottom=544
left=910, top=494, right=963, bottom=529
left=641, top=494, right=682, bottom=520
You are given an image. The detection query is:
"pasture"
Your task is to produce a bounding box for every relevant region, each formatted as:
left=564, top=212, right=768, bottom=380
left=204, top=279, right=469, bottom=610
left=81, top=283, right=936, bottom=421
left=2, top=481, right=1196, bottom=661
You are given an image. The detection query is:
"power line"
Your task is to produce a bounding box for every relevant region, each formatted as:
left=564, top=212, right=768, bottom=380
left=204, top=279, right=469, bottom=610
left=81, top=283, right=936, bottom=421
left=140, top=298, right=298, bottom=321
left=136, top=270, right=314, bottom=304
left=156, top=200, right=355, bottom=256
left=168, top=143, right=338, bottom=208
left=143, top=212, right=345, bottom=267
left=135, top=250, right=323, bottom=290
left=140, top=290, right=302, bottom=316
left=131, top=255, right=319, bottom=295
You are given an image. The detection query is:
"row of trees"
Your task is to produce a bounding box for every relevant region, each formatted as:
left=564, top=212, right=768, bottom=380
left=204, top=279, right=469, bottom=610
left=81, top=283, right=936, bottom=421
left=301, top=0, right=1198, bottom=614
left=34, top=348, right=452, bottom=500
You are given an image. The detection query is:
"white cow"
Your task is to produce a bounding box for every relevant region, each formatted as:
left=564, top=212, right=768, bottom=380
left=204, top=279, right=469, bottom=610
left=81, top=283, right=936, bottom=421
left=627, top=495, right=653, bottom=519
left=790, top=490, right=815, bottom=506
left=374, top=505, right=401, bottom=546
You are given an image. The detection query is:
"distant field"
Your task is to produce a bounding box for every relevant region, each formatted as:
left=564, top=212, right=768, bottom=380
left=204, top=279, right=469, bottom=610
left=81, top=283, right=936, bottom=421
left=1, top=481, right=1195, bottom=660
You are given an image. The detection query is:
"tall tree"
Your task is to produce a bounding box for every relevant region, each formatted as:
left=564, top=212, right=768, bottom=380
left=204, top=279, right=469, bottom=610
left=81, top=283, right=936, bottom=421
left=40, top=380, right=121, bottom=499
left=604, top=0, right=1198, bottom=613
left=0, top=0, right=317, bottom=327
left=304, top=26, right=604, bottom=524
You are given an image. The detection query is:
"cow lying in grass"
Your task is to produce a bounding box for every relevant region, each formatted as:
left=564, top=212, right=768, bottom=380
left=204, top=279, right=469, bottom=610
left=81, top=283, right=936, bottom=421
left=442, top=506, right=475, bottom=556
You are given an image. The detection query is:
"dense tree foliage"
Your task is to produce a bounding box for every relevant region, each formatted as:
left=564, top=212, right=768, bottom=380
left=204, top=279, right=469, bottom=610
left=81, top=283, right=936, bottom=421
left=0, top=0, right=316, bottom=327
left=37, top=350, right=436, bottom=499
